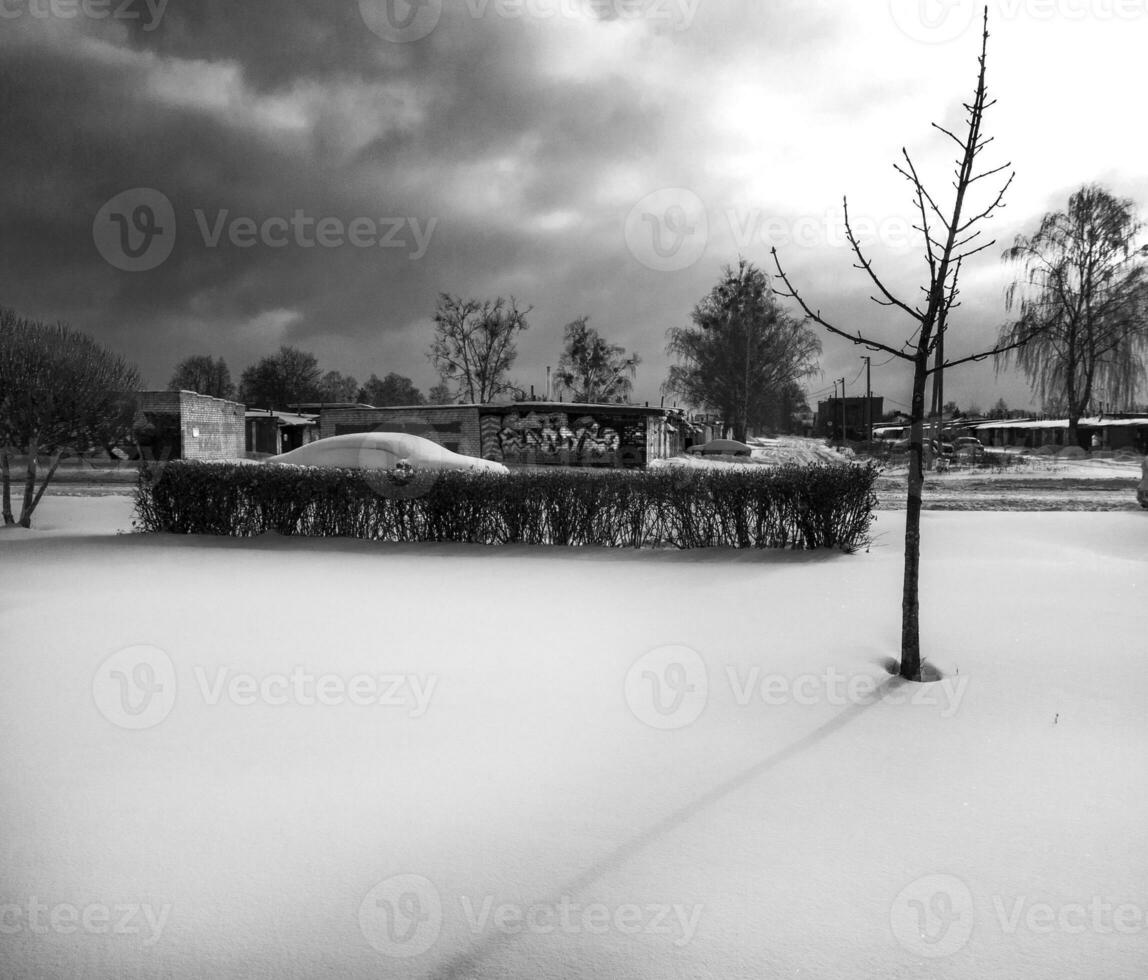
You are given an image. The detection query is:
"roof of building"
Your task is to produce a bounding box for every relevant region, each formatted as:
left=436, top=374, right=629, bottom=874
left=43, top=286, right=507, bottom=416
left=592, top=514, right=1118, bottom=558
left=974, top=416, right=1148, bottom=430
left=321, top=401, right=687, bottom=416
left=244, top=410, right=318, bottom=426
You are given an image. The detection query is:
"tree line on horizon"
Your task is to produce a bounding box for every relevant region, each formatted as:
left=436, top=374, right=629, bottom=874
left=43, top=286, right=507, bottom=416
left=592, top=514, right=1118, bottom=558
left=164, top=265, right=822, bottom=440
left=3, top=180, right=1147, bottom=530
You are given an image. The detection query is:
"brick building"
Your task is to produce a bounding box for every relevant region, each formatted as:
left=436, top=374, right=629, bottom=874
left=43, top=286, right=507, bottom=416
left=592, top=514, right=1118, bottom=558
left=816, top=396, right=884, bottom=442
left=244, top=410, right=320, bottom=456
left=319, top=402, right=693, bottom=468
left=134, top=390, right=245, bottom=461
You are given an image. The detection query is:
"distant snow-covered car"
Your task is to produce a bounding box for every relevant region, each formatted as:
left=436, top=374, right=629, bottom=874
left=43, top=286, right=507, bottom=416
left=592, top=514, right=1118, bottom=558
left=266, top=433, right=509, bottom=475
left=952, top=435, right=985, bottom=459
left=687, top=439, right=753, bottom=457
left=1138, top=455, right=1148, bottom=509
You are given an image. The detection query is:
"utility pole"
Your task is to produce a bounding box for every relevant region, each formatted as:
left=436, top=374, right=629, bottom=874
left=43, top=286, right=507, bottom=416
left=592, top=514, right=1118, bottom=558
left=839, top=377, right=847, bottom=445
left=862, top=356, right=872, bottom=445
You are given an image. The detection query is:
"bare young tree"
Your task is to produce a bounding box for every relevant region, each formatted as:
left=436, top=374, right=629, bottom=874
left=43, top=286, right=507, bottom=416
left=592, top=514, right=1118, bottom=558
left=996, top=185, right=1148, bottom=445
left=427, top=294, right=530, bottom=404
left=771, top=10, right=1036, bottom=681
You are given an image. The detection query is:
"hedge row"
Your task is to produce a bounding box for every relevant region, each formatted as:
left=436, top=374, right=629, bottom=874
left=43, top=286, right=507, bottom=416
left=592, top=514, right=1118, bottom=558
left=133, top=461, right=879, bottom=552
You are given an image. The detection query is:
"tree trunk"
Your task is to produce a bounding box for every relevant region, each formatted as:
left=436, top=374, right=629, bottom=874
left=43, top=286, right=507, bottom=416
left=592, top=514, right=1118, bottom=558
left=19, top=440, right=38, bottom=528
left=900, top=356, right=930, bottom=681
left=1, top=451, right=13, bottom=526
left=23, top=452, right=63, bottom=526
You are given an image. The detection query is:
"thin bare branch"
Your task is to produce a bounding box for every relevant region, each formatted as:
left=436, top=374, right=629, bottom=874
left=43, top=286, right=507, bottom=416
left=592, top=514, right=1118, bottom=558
left=770, top=248, right=915, bottom=362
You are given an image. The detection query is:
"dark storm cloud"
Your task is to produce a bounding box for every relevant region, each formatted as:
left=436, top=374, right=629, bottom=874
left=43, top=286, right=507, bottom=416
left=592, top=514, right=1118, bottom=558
left=0, top=0, right=718, bottom=386
left=2, top=1, right=1142, bottom=407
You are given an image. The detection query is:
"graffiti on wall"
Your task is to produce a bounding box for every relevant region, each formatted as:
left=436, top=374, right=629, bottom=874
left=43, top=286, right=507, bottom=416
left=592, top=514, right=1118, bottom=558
left=480, top=411, right=646, bottom=467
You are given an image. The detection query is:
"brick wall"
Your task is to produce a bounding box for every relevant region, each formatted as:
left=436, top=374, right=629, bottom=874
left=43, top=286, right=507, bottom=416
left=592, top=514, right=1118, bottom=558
left=135, top=390, right=244, bottom=460
left=320, top=406, right=483, bottom=457
left=177, top=391, right=245, bottom=460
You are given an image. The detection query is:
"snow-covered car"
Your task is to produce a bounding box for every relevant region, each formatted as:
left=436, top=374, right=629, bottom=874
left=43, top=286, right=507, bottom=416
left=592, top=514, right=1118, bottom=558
left=265, top=432, right=510, bottom=475
left=1138, top=455, right=1148, bottom=509
left=687, top=439, right=753, bottom=457
left=952, top=435, right=986, bottom=458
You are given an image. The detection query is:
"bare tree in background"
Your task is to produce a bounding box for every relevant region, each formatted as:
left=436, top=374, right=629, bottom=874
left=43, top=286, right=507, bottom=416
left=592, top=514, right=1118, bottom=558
left=427, top=295, right=530, bottom=404
left=168, top=355, right=235, bottom=400
left=996, top=185, right=1148, bottom=445
left=772, top=10, right=1037, bottom=681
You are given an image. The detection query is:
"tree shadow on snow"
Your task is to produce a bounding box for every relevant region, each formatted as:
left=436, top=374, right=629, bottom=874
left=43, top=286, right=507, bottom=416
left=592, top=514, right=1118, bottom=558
left=427, top=674, right=906, bottom=980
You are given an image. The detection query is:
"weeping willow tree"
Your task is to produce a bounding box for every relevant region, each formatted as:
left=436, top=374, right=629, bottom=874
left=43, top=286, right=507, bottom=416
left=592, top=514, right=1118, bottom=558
left=996, top=185, right=1148, bottom=444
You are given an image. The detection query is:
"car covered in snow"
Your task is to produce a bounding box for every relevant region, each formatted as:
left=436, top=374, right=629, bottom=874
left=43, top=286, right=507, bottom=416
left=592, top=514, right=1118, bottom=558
left=265, top=432, right=510, bottom=475
left=952, top=435, right=986, bottom=459
left=687, top=439, right=753, bottom=457
left=1138, top=455, right=1148, bottom=509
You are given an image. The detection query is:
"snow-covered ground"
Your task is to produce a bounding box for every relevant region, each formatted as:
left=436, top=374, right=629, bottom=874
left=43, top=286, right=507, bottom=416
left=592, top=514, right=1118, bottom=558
left=1, top=496, right=1146, bottom=979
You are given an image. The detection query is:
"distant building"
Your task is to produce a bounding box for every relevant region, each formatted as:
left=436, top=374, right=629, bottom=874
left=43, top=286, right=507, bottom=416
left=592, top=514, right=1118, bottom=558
left=134, top=390, right=244, bottom=461
left=318, top=402, right=707, bottom=468
left=244, top=409, right=320, bottom=456
left=816, top=397, right=884, bottom=442
left=974, top=415, right=1148, bottom=452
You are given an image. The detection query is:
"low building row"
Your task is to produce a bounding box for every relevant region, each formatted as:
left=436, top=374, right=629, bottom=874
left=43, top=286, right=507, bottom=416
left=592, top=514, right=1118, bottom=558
left=131, top=391, right=720, bottom=468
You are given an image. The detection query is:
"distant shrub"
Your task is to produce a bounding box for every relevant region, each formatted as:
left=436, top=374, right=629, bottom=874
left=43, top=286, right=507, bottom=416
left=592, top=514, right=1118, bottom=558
left=134, top=460, right=879, bottom=552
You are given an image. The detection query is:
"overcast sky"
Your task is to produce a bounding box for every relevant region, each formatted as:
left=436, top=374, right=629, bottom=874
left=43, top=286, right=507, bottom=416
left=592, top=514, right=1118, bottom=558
left=2, top=0, right=1146, bottom=415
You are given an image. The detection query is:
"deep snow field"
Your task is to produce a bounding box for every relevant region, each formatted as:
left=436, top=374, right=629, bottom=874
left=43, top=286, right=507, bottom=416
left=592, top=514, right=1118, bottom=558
left=1, top=495, right=1147, bottom=979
